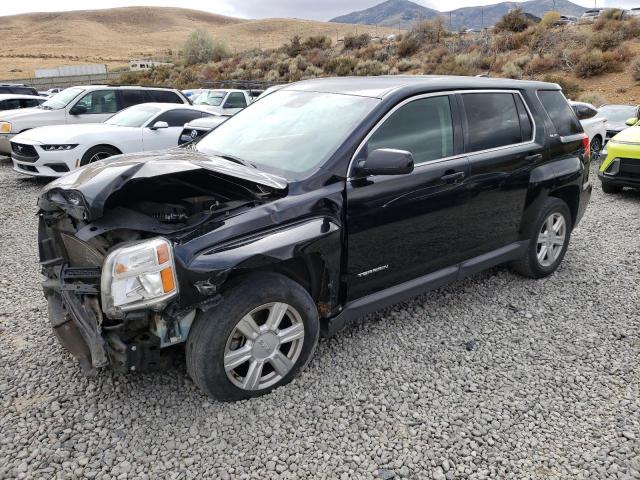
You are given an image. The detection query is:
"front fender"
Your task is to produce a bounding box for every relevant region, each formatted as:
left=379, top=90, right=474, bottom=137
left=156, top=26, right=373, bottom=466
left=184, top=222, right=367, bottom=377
left=175, top=217, right=342, bottom=308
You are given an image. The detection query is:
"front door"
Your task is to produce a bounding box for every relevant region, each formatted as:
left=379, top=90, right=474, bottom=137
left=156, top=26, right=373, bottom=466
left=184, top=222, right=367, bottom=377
left=67, top=89, right=119, bottom=124
left=346, top=94, right=472, bottom=300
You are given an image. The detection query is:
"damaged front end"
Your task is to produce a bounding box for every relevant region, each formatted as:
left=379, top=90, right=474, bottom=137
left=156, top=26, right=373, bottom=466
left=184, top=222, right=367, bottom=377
left=38, top=151, right=288, bottom=374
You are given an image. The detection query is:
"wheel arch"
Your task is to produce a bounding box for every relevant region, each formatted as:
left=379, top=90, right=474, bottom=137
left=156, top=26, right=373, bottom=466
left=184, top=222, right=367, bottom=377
left=88, top=143, right=123, bottom=155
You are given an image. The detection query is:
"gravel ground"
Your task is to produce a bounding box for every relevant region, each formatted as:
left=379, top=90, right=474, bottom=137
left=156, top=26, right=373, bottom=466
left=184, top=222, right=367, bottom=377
left=0, top=157, right=638, bottom=480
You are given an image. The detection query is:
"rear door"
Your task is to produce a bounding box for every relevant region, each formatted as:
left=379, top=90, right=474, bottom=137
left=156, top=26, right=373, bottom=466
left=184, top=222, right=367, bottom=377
left=456, top=90, right=542, bottom=256
left=346, top=93, right=471, bottom=300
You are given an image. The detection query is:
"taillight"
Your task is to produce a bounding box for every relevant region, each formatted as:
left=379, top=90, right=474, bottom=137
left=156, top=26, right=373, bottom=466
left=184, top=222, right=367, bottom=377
left=582, top=133, right=590, bottom=162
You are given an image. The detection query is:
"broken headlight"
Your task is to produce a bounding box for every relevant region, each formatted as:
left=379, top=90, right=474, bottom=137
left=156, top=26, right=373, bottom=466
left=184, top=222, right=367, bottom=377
left=101, top=237, right=178, bottom=318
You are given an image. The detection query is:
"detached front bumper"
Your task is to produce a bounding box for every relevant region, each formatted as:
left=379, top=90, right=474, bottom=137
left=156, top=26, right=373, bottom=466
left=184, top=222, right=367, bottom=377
left=43, top=266, right=109, bottom=374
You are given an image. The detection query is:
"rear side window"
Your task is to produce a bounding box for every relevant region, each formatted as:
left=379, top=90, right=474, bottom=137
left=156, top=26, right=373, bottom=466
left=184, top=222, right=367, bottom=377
left=462, top=93, right=524, bottom=151
left=155, top=109, right=205, bottom=127
left=122, top=89, right=148, bottom=108
left=367, top=95, right=454, bottom=165
left=538, top=90, right=582, bottom=136
left=147, top=90, right=183, bottom=104
left=224, top=92, right=248, bottom=109
left=1, top=99, right=21, bottom=110
left=573, top=104, right=598, bottom=120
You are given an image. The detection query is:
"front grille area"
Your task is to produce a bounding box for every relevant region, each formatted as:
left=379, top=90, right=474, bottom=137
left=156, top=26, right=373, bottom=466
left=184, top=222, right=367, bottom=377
left=11, top=142, right=39, bottom=162
left=17, top=163, right=37, bottom=172
left=620, top=158, right=640, bottom=179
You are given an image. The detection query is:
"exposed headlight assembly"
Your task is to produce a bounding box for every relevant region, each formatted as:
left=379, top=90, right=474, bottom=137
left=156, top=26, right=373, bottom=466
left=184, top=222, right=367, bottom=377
left=101, top=238, right=178, bottom=318
left=42, top=144, right=78, bottom=151
left=0, top=122, right=11, bottom=134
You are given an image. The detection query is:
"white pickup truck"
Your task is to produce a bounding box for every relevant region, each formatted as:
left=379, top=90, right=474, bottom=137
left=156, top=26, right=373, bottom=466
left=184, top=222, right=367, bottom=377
left=191, top=89, right=257, bottom=116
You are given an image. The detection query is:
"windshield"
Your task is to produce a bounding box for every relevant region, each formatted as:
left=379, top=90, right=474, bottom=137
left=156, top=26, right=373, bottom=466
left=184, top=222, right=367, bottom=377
left=597, top=105, right=638, bottom=122
left=106, top=104, right=162, bottom=127
left=41, top=87, right=83, bottom=110
left=196, top=90, right=379, bottom=177
left=194, top=91, right=226, bottom=106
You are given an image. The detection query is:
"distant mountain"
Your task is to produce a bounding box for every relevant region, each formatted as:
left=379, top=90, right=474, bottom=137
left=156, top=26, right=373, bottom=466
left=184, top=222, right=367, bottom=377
left=331, top=0, right=440, bottom=28
left=330, top=0, right=588, bottom=30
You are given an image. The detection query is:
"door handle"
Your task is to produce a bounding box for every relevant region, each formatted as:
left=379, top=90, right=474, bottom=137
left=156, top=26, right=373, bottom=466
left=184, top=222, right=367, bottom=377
left=441, top=170, right=465, bottom=183
left=525, top=154, right=542, bottom=163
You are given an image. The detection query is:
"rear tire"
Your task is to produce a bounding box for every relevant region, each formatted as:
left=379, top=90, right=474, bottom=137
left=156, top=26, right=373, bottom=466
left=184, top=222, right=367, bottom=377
left=511, top=197, right=572, bottom=279
left=80, top=146, right=119, bottom=166
left=186, top=272, right=320, bottom=401
left=601, top=180, right=623, bottom=194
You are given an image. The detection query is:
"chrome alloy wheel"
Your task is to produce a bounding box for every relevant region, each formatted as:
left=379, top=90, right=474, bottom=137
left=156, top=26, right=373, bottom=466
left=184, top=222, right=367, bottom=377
left=224, top=302, right=305, bottom=391
left=89, top=151, right=112, bottom=163
left=536, top=212, right=566, bottom=267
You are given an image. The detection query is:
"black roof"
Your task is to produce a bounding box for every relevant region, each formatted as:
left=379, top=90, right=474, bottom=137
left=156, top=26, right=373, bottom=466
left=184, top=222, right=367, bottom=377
left=283, top=75, right=560, bottom=98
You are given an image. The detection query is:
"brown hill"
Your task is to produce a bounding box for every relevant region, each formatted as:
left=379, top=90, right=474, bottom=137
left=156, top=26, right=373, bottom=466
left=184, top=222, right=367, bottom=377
left=0, top=6, right=398, bottom=79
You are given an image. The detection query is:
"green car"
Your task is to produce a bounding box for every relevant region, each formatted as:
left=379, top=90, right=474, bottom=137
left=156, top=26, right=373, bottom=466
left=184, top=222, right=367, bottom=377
left=599, top=117, right=640, bottom=193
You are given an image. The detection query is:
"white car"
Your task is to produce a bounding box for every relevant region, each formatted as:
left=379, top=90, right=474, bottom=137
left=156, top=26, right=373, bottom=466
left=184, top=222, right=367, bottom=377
left=191, top=89, right=254, bottom=116
left=0, top=94, right=46, bottom=112
left=0, top=85, right=190, bottom=155
left=11, top=103, right=211, bottom=178
left=570, top=101, right=607, bottom=160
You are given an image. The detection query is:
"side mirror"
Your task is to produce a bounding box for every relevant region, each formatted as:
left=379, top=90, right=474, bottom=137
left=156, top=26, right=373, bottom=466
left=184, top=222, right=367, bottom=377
left=150, top=121, right=169, bottom=130
left=355, top=148, right=414, bottom=177
left=625, top=117, right=638, bottom=126
left=69, top=104, right=88, bottom=115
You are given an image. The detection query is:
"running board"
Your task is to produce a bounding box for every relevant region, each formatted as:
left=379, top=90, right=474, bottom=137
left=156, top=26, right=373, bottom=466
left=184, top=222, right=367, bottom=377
left=323, top=240, right=529, bottom=336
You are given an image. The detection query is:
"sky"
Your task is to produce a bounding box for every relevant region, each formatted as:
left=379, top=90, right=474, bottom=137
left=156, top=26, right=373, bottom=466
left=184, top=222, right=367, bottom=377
left=1, top=0, right=634, bottom=20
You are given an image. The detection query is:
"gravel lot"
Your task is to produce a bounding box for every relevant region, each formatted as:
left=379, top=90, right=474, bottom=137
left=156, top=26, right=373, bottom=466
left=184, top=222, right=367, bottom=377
left=0, top=156, right=638, bottom=480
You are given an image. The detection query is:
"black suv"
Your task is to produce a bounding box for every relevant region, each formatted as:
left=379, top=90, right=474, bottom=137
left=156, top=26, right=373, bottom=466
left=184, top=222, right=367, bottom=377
left=37, top=77, right=591, bottom=401
left=0, top=84, right=39, bottom=96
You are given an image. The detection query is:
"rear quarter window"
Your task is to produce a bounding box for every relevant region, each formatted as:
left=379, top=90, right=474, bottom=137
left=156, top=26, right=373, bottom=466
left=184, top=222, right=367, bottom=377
left=538, top=90, right=583, bottom=137
left=147, top=90, right=183, bottom=104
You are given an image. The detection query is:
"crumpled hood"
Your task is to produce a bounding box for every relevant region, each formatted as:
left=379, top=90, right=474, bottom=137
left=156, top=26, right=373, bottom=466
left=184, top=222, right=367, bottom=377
left=39, top=148, right=288, bottom=220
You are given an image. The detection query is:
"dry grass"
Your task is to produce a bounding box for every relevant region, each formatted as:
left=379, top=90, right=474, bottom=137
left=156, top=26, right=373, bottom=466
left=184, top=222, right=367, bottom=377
left=0, top=6, right=398, bottom=79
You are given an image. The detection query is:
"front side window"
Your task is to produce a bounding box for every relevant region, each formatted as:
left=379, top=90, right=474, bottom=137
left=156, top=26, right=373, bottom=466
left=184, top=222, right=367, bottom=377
left=194, top=91, right=226, bottom=107
left=538, top=90, right=582, bottom=137
left=1, top=99, right=21, bottom=110
left=462, top=93, right=525, bottom=151
left=23, top=99, right=43, bottom=108
left=196, top=90, right=379, bottom=177
left=75, top=90, right=118, bottom=114
left=366, top=96, right=454, bottom=165
left=224, top=92, right=247, bottom=109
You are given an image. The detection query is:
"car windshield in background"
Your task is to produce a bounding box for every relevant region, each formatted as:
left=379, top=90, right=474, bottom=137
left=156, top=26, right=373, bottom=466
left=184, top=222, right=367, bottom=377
left=193, top=91, right=226, bottom=106
left=196, top=90, right=379, bottom=177
left=106, top=105, right=163, bottom=127
left=597, top=105, right=637, bottom=123
left=41, top=87, right=83, bottom=110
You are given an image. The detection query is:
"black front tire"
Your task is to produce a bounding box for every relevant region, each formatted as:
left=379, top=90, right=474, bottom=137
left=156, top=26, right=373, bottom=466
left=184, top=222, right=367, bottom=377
left=80, top=146, right=119, bottom=166
left=186, top=272, right=320, bottom=401
left=511, top=197, right=572, bottom=279
left=601, top=180, right=623, bottom=194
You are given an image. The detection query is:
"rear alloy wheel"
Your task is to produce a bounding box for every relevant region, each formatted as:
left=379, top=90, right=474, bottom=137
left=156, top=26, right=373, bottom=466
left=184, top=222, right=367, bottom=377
left=590, top=136, right=602, bottom=162
left=187, top=273, right=319, bottom=401
left=511, top=198, right=572, bottom=278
